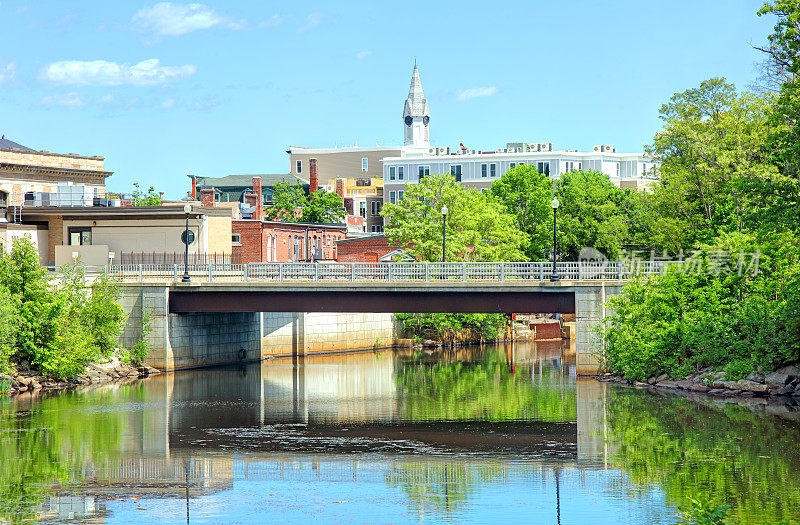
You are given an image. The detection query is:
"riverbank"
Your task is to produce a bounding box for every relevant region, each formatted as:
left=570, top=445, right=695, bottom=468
left=0, top=352, right=160, bottom=397
left=598, top=364, right=800, bottom=399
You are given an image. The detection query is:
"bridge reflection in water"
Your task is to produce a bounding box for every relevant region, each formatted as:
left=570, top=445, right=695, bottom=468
left=4, top=342, right=653, bottom=525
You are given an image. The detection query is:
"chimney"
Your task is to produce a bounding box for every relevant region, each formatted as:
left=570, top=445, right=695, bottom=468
left=335, top=178, right=345, bottom=198
left=244, top=193, right=258, bottom=217
left=190, top=175, right=197, bottom=200
left=252, top=177, right=263, bottom=221
left=309, top=158, right=318, bottom=193
left=200, top=188, right=215, bottom=207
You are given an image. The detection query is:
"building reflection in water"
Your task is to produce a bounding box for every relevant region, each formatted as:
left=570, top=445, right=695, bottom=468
left=1, top=341, right=658, bottom=524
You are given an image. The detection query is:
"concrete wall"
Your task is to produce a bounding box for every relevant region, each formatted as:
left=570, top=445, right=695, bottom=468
left=261, top=312, right=399, bottom=357
left=574, top=284, right=622, bottom=375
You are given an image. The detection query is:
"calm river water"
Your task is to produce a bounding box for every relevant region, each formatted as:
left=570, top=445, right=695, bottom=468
left=1, top=342, right=799, bottom=524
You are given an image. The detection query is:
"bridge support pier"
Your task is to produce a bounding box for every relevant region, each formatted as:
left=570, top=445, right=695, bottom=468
left=574, top=284, right=622, bottom=375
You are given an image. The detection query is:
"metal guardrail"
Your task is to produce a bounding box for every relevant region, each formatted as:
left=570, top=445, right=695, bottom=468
left=52, top=261, right=680, bottom=284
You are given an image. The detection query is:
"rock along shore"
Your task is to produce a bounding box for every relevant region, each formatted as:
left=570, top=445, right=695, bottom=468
left=1, top=353, right=160, bottom=397
left=599, top=365, right=800, bottom=399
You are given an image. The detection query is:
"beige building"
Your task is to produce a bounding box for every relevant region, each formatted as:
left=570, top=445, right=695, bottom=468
left=0, top=137, right=110, bottom=210
left=328, top=177, right=385, bottom=233
left=287, top=146, right=401, bottom=187
left=17, top=206, right=232, bottom=267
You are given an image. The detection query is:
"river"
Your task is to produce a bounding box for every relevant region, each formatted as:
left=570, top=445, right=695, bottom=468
left=1, top=342, right=798, bottom=524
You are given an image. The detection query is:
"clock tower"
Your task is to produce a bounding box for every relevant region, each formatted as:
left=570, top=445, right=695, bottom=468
left=403, top=61, right=430, bottom=151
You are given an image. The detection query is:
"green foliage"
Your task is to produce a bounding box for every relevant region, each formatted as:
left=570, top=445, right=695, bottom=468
left=123, top=310, right=153, bottom=365
left=677, top=498, right=732, bottom=525
left=0, top=238, right=128, bottom=379
left=265, top=181, right=344, bottom=223
left=131, top=182, right=162, bottom=206
left=642, top=78, right=778, bottom=252
left=490, top=164, right=553, bottom=259
left=396, top=312, right=507, bottom=343
left=602, top=233, right=800, bottom=380
left=383, top=172, right=526, bottom=262
left=555, top=170, right=634, bottom=260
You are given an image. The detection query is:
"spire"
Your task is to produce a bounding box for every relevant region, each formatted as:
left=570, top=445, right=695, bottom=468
left=405, top=62, right=428, bottom=117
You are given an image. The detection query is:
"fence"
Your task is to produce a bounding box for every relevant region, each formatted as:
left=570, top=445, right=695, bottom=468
left=78, top=261, right=681, bottom=284
left=118, top=252, right=242, bottom=265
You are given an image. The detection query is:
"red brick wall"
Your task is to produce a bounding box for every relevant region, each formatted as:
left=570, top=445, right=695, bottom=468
left=309, top=158, right=318, bottom=192
left=336, top=236, right=399, bottom=262
left=200, top=188, right=215, bottom=207
left=233, top=220, right=347, bottom=263
left=252, top=177, right=263, bottom=221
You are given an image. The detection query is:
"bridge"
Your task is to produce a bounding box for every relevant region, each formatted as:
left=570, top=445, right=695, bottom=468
left=106, top=261, right=675, bottom=373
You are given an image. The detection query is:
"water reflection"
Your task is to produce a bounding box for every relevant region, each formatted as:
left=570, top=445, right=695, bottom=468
left=0, top=342, right=798, bottom=524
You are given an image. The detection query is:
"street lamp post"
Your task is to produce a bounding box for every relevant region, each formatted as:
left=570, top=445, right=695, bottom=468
left=441, top=204, right=448, bottom=262
left=182, top=204, right=191, bottom=283
left=550, top=197, right=560, bottom=282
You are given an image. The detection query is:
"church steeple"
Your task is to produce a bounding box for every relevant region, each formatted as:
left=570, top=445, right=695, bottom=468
left=403, top=62, right=430, bottom=149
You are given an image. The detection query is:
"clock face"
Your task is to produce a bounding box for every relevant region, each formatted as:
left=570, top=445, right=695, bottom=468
left=404, top=116, right=412, bottom=126
left=423, top=116, right=430, bottom=126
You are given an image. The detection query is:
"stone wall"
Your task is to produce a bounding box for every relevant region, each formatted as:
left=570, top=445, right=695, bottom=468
left=574, top=284, right=622, bottom=375
left=169, top=312, right=260, bottom=369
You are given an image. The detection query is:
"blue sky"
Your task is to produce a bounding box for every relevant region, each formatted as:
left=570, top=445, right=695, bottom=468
left=0, top=0, right=774, bottom=198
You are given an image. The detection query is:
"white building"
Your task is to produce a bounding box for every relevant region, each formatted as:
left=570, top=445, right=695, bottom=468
left=382, top=144, right=658, bottom=203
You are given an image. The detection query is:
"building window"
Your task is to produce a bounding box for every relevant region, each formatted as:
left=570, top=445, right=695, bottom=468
left=450, top=164, right=462, bottom=182
left=510, top=162, right=516, bottom=169
left=371, top=201, right=382, bottom=215
left=481, top=164, right=487, bottom=178
left=390, top=191, right=396, bottom=204
left=490, top=163, right=496, bottom=177
left=371, top=225, right=384, bottom=233
left=68, top=227, right=91, bottom=246
left=399, top=190, right=405, bottom=200
left=232, top=233, right=241, bottom=246
left=362, top=157, right=368, bottom=172
left=389, top=167, right=396, bottom=180
left=272, top=235, right=277, bottom=261
left=616, top=162, right=621, bottom=177
left=296, top=160, right=302, bottom=174
left=359, top=202, right=366, bottom=217
left=398, top=166, right=404, bottom=180
left=418, top=166, right=430, bottom=180
left=537, top=161, right=550, bottom=176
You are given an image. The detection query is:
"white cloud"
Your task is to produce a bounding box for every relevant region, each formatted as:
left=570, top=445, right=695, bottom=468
left=40, top=59, right=196, bottom=86
left=457, top=86, right=498, bottom=101
left=356, top=50, right=372, bottom=59
left=160, top=98, right=176, bottom=109
left=259, top=13, right=284, bottom=28
left=99, top=93, right=115, bottom=104
left=40, top=92, right=86, bottom=108
left=0, top=61, right=16, bottom=83
left=298, top=12, right=322, bottom=32
left=132, top=2, right=232, bottom=36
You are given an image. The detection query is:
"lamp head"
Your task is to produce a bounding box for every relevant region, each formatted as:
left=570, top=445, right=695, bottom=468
left=550, top=197, right=560, bottom=210
left=183, top=204, right=192, bottom=214
left=441, top=204, right=448, bottom=216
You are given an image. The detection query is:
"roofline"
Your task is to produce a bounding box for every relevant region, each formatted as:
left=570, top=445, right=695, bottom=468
left=335, top=234, right=388, bottom=244
left=0, top=147, right=104, bottom=161
left=287, top=146, right=404, bottom=155
left=382, top=151, right=652, bottom=162
left=0, top=162, right=112, bottom=177
left=20, top=205, right=232, bottom=218
left=233, top=219, right=347, bottom=228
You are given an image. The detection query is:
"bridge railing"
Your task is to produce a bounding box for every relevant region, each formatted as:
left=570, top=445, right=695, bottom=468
left=54, top=260, right=680, bottom=284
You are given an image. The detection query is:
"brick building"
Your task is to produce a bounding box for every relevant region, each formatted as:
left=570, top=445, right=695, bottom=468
left=233, top=220, right=347, bottom=263
left=335, top=235, right=412, bottom=263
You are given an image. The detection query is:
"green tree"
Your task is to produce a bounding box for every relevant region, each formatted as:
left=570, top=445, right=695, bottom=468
left=490, top=164, right=553, bottom=260
left=382, top=172, right=526, bottom=262
left=131, top=182, right=162, bottom=206
left=554, top=170, right=632, bottom=260
left=643, top=78, right=778, bottom=252
left=265, top=182, right=344, bottom=223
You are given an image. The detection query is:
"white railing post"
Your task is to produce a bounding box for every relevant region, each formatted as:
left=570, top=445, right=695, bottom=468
left=425, top=262, right=429, bottom=282
left=388, top=263, right=393, bottom=283
left=279, top=263, right=284, bottom=281
left=173, top=264, right=178, bottom=283
left=314, top=263, right=319, bottom=282
left=208, top=265, right=213, bottom=282
left=500, top=262, right=505, bottom=281
left=244, top=263, right=249, bottom=282
left=462, top=262, right=466, bottom=282
left=618, top=261, right=623, bottom=281
left=351, top=263, right=355, bottom=281
left=139, top=264, right=143, bottom=282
